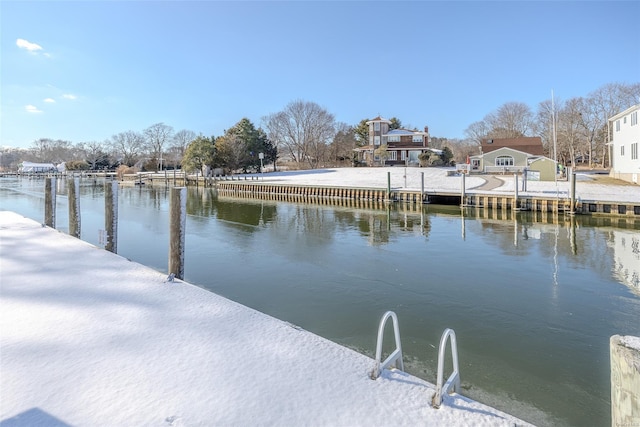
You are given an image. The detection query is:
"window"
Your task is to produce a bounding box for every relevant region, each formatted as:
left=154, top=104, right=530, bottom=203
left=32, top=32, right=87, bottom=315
left=401, top=151, right=406, bottom=161
left=374, top=136, right=380, bottom=146
left=632, top=111, right=638, bottom=126
left=621, top=145, right=625, bottom=156
left=495, top=156, right=514, bottom=166
left=632, top=143, right=638, bottom=160
left=412, top=135, right=423, bottom=143
left=387, top=135, right=400, bottom=143
left=389, top=151, right=397, bottom=161
left=374, top=122, right=380, bottom=131
left=616, top=120, right=620, bottom=131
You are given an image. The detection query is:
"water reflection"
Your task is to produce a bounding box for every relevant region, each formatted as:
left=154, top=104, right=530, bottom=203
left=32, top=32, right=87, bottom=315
left=1, top=177, right=639, bottom=427
left=609, top=229, right=640, bottom=296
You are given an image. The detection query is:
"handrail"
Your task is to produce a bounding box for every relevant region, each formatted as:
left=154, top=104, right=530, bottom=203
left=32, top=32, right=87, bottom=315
left=431, top=328, right=460, bottom=408
left=370, top=311, right=404, bottom=379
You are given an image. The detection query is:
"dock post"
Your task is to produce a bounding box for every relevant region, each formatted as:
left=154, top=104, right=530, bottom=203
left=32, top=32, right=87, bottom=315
left=610, top=335, right=640, bottom=426
left=421, top=172, right=425, bottom=203
left=44, top=176, right=56, bottom=228
left=570, top=172, right=577, bottom=215
left=514, top=174, right=519, bottom=209
left=68, top=177, right=81, bottom=238
left=387, top=172, right=391, bottom=201
left=460, top=173, right=466, bottom=206
left=169, top=187, right=186, bottom=280
left=105, top=180, right=118, bottom=253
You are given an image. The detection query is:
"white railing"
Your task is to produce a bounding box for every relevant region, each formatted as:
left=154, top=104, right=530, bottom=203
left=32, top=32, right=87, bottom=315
left=484, top=166, right=525, bottom=174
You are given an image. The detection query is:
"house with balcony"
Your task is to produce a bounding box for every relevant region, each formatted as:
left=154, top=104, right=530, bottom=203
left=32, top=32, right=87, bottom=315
left=608, top=104, right=640, bottom=184
left=354, top=116, right=435, bottom=166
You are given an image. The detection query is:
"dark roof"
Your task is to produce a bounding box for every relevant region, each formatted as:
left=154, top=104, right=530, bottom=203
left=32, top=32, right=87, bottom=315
left=481, top=137, right=544, bottom=156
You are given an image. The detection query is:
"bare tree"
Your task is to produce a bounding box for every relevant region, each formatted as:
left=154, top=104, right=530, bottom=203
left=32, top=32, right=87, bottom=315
left=556, top=97, right=587, bottom=166
left=144, top=122, right=174, bottom=170
left=27, top=138, right=78, bottom=163
left=110, top=131, right=144, bottom=166
left=535, top=98, right=560, bottom=160
left=464, top=121, right=489, bottom=146
left=172, top=129, right=196, bottom=163
left=263, top=100, right=336, bottom=169
left=330, top=122, right=357, bottom=166
left=465, top=102, right=534, bottom=144
left=81, top=141, right=109, bottom=170
left=485, top=102, right=534, bottom=138
left=586, top=82, right=640, bottom=167
left=170, top=129, right=196, bottom=169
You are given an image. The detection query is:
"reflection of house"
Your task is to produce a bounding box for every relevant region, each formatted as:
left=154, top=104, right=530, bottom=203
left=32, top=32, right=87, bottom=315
left=354, top=116, right=435, bottom=166
left=469, top=137, right=557, bottom=181
left=609, top=229, right=640, bottom=296
left=608, top=104, right=639, bottom=185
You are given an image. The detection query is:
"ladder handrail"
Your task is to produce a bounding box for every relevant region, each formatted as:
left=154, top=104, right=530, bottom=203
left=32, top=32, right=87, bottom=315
left=432, top=328, right=460, bottom=408
left=370, top=311, right=404, bottom=379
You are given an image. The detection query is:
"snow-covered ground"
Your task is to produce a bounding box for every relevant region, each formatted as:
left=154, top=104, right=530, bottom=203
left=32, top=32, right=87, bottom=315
left=252, top=167, right=640, bottom=203
left=0, top=211, right=532, bottom=426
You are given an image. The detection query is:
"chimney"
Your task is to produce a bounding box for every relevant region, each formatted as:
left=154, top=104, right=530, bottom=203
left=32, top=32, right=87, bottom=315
left=424, top=126, right=429, bottom=134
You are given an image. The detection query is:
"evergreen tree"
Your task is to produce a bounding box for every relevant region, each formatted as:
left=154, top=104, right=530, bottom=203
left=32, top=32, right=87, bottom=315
left=182, top=135, right=215, bottom=173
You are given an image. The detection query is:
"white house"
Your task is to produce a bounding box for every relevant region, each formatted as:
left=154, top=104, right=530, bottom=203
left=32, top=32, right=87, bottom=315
left=609, top=104, right=640, bottom=184
left=18, top=162, right=57, bottom=173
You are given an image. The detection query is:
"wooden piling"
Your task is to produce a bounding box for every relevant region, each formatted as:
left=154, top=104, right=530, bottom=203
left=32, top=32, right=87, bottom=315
left=460, top=173, right=466, bottom=206
left=570, top=172, right=577, bottom=215
left=44, top=177, right=56, bottom=228
left=168, top=187, right=186, bottom=280
left=105, top=180, right=118, bottom=253
left=68, top=177, right=81, bottom=238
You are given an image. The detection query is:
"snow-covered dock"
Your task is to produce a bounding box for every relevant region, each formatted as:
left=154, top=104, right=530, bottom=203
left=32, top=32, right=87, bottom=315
left=0, top=211, right=531, bottom=426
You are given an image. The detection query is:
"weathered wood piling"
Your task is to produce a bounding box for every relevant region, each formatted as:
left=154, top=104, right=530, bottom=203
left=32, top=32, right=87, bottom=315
left=168, top=187, right=186, bottom=280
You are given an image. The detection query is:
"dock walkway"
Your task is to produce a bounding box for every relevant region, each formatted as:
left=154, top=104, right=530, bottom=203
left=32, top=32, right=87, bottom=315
left=0, top=211, right=531, bottom=426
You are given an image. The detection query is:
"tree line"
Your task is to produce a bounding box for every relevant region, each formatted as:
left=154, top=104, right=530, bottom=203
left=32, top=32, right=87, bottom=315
left=2, top=82, right=637, bottom=172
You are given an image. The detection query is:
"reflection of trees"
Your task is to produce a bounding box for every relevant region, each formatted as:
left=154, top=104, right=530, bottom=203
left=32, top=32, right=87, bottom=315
left=185, top=187, right=278, bottom=229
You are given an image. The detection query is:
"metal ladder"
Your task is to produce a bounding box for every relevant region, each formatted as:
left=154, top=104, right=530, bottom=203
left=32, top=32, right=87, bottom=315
left=432, top=328, right=460, bottom=408
left=370, top=312, right=461, bottom=409
left=370, top=311, right=404, bottom=379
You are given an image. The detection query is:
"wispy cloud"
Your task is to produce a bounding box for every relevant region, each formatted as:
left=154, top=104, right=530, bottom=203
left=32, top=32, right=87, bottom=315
left=62, top=94, right=77, bottom=100
left=25, top=105, right=43, bottom=113
left=16, top=38, right=43, bottom=53
left=44, top=98, right=56, bottom=103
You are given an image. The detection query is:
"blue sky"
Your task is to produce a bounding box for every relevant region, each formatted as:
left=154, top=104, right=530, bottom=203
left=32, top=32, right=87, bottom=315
left=1, top=1, right=638, bottom=149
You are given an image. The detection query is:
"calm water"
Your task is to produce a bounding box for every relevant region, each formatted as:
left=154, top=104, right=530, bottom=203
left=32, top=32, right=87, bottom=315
left=2, top=176, right=639, bottom=427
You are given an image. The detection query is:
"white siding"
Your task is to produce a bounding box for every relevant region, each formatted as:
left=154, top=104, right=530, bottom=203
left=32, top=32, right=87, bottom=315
left=610, top=105, right=640, bottom=182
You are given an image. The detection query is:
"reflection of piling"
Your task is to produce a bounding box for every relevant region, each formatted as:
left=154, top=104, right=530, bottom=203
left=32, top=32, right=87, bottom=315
left=105, top=180, right=118, bottom=253
left=169, top=187, right=186, bottom=280
left=68, top=177, right=81, bottom=238
left=44, top=177, right=56, bottom=228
